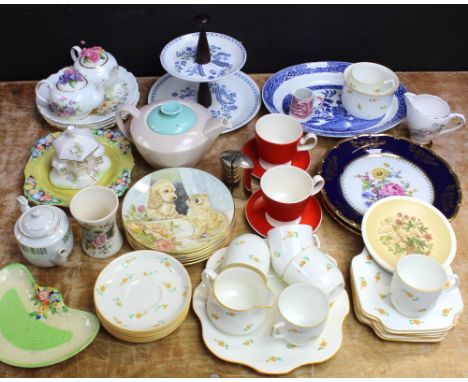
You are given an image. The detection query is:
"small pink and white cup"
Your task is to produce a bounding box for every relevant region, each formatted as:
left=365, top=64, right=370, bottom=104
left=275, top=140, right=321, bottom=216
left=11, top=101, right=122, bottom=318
left=289, top=88, right=314, bottom=120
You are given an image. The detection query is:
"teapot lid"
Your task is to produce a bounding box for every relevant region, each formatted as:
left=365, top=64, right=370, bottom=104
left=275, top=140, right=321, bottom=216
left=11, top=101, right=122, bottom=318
left=146, top=101, right=197, bottom=135
left=19, top=206, right=60, bottom=238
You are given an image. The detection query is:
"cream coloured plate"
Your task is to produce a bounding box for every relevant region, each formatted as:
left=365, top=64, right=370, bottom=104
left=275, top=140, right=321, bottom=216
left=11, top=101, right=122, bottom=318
left=350, top=248, right=463, bottom=333
left=361, top=196, right=457, bottom=272
left=94, top=251, right=191, bottom=332
left=193, top=248, right=349, bottom=375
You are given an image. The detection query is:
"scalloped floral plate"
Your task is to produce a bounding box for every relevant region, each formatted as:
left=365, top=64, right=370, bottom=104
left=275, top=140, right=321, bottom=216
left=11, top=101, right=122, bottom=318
left=23, top=128, right=134, bottom=206
left=0, top=263, right=100, bottom=368
left=193, top=248, right=349, bottom=375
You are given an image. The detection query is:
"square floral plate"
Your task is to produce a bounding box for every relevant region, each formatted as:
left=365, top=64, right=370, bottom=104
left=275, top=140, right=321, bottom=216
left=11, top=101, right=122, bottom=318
left=351, top=249, right=463, bottom=334
left=23, top=129, right=134, bottom=206
left=192, top=248, right=350, bottom=375
left=262, top=61, right=406, bottom=138
left=0, top=263, right=99, bottom=368
left=319, top=134, right=461, bottom=233
left=147, top=71, right=260, bottom=134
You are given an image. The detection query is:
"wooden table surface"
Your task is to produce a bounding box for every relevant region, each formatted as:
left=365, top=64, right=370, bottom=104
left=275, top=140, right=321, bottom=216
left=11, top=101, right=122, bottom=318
left=0, top=73, right=466, bottom=377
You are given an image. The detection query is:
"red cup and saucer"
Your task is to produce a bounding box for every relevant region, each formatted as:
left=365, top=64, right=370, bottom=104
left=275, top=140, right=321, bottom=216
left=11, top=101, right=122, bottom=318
left=245, top=166, right=323, bottom=237
left=242, top=114, right=316, bottom=179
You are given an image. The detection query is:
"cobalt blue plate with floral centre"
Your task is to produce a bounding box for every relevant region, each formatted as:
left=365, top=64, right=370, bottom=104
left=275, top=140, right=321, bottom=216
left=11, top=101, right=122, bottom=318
left=262, top=62, right=407, bottom=138
left=318, top=134, right=461, bottom=232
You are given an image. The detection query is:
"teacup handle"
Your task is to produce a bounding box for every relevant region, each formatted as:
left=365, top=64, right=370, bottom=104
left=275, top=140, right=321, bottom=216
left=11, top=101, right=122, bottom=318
left=271, top=322, right=285, bottom=340
left=297, top=133, right=318, bottom=151
left=311, top=233, right=321, bottom=249
left=443, top=274, right=459, bottom=293
left=325, top=254, right=338, bottom=267
left=201, top=268, right=218, bottom=291
left=35, top=80, right=52, bottom=105
left=310, top=175, right=325, bottom=196
left=439, top=113, right=465, bottom=135
left=70, top=45, right=82, bottom=62
left=380, top=78, right=396, bottom=93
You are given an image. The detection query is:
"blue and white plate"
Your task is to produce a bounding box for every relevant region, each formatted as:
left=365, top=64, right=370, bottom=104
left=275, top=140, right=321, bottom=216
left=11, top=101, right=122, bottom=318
left=160, top=32, right=247, bottom=83
left=262, top=62, right=407, bottom=138
left=319, top=134, right=461, bottom=232
left=148, top=71, right=260, bottom=134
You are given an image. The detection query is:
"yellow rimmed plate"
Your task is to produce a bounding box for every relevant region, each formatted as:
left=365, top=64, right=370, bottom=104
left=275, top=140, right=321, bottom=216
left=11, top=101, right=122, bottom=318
left=361, top=196, right=457, bottom=273
left=23, top=129, right=134, bottom=206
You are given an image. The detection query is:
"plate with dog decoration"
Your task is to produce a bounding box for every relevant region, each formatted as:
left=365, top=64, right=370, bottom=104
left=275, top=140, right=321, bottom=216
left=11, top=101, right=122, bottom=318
left=122, top=168, right=235, bottom=254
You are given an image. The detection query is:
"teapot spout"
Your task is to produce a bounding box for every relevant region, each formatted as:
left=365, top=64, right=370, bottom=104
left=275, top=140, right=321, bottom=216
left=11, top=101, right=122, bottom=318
left=204, top=117, right=232, bottom=139
left=17, top=196, right=31, bottom=213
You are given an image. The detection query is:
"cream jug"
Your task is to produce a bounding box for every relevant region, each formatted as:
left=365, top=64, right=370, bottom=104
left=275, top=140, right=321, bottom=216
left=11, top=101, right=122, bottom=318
left=404, top=92, right=465, bottom=144
left=14, top=196, right=73, bottom=267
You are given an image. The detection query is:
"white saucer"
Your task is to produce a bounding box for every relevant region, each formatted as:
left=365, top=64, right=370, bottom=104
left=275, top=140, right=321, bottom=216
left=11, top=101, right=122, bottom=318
left=160, top=32, right=247, bottom=83
left=147, top=71, right=260, bottom=134
left=193, top=247, right=349, bottom=375
left=36, top=66, right=139, bottom=129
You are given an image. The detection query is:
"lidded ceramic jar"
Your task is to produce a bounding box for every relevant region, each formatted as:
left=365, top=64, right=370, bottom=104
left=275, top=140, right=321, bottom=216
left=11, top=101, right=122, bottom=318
left=116, top=99, right=232, bottom=168
left=71, top=45, right=119, bottom=86
left=14, top=196, right=73, bottom=268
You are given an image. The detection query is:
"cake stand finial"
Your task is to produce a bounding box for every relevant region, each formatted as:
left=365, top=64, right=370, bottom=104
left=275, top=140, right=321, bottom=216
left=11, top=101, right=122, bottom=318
left=194, top=14, right=211, bottom=64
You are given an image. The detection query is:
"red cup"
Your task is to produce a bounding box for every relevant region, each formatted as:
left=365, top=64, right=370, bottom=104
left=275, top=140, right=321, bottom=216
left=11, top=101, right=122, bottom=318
left=255, top=114, right=317, bottom=167
left=260, top=166, right=325, bottom=226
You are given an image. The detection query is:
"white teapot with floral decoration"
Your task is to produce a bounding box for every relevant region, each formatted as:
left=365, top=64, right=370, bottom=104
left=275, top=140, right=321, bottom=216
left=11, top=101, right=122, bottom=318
left=35, top=67, right=105, bottom=119
left=71, top=45, right=119, bottom=86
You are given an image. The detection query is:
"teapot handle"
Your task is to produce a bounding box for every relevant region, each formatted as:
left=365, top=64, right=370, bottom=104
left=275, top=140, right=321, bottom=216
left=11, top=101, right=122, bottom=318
left=70, top=46, right=82, bottom=62
left=116, top=104, right=140, bottom=142
left=35, top=80, right=52, bottom=105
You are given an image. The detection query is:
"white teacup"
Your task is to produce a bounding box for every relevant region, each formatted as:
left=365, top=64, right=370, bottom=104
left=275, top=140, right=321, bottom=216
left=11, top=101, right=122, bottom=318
left=70, top=186, right=123, bottom=259
left=202, top=267, right=275, bottom=336
left=390, top=254, right=459, bottom=318
left=267, top=224, right=320, bottom=277
left=223, top=233, right=270, bottom=280
left=272, top=283, right=328, bottom=346
left=282, top=246, right=345, bottom=301
left=348, top=62, right=397, bottom=94
left=405, top=92, right=466, bottom=144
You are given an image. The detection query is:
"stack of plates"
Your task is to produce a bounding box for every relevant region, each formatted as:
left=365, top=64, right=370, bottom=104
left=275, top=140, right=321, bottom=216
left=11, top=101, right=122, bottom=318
left=351, top=249, right=463, bottom=342
left=36, top=66, right=140, bottom=130
left=319, top=134, right=462, bottom=234
left=94, top=251, right=192, bottom=343
left=122, top=168, right=236, bottom=266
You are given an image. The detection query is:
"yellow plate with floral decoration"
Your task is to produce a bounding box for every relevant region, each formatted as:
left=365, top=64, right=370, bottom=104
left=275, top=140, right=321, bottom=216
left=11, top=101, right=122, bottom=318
left=362, top=196, right=456, bottom=273
left=23, top=129, right=134, bottom=207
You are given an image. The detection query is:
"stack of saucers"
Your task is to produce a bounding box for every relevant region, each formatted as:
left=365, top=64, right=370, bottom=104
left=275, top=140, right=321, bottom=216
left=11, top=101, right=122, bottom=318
left=36, top=66, right=140, bottom=130
left=121, top=168, right=236, bottom=266
left=351, top=249, right=463, bottom=343
left=94, top=251, right=192, bottom=343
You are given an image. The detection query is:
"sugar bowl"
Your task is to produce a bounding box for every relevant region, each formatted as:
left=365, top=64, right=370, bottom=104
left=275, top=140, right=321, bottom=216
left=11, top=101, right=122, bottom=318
left=14, top=196, right=73, bottom=267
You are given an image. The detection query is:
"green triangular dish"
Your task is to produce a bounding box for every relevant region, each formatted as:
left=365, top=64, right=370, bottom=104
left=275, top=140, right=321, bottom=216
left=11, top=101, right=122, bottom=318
left=0, top=263, right=100, bottom=368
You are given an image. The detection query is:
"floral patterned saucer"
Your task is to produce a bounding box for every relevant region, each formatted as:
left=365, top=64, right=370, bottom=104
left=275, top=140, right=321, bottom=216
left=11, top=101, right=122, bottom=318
left=147, top=71, right=260, bottom=134
left=262, top=61, right=407, bottom=138
left=122, top=168, right=235, bottom=254
left=94, top=251, right=191, bottom=333
left=23, top=129, right=134, bottom=206
left=319, top=134, right=461, bottom=233
left=160, top=32, right=247, bottom=83
left=193, top=247, right=350, bottom=375
left=0, top=263, right=99, bottom=368
left=361, top=196, right=457, bottom=273
left=351, top=248, right=463, bottom=337
left=36, top=66, right=139, bottom=129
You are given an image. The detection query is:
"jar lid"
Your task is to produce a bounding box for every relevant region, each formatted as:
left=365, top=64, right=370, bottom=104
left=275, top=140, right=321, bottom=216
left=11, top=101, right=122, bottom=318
left=146, top=101, right=197, bottom=135
left=19, top=206, right=60, bottom=238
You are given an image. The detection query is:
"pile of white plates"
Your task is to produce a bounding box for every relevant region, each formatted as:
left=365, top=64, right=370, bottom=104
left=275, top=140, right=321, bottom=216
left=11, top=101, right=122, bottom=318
left=36, top=66, right=139, bottom=130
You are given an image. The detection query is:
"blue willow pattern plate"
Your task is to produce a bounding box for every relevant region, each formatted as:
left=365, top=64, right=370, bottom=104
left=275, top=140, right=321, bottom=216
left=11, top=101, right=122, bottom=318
left=319, top=134, right=461, bottom=232
left=147, top=71, right=260, bottom=134
left=160, top=32, right=247, bottom=83
left=262, top=62, right=407, bottom=137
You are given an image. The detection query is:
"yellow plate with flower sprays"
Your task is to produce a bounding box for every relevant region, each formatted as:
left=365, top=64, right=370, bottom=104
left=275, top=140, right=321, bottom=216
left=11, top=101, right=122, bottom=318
left=362, top=196, right=457, bottom=273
